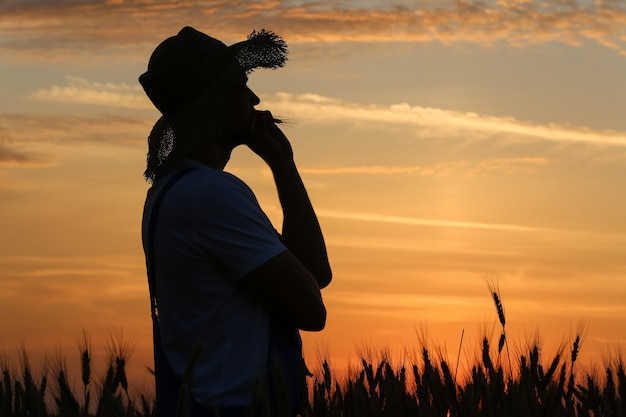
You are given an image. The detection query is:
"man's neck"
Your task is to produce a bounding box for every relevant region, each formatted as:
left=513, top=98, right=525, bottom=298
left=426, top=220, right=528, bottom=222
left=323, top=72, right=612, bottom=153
left=191, top=139, right=233, bottom=170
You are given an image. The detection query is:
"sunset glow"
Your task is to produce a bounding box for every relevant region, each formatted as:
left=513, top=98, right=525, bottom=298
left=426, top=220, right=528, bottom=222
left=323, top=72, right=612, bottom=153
left=1, top=0, right=625, bottom=388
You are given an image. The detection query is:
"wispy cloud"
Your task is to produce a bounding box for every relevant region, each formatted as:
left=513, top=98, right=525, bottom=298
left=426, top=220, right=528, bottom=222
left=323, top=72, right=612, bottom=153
left=32, top=76, right=151, bottom=109
left=0, top=255, right=146, bottom=303
left=0, top=143, right=47, bottom=167
left=1, top=0, right=625, bottom=57
left=0, top=118, right=51, bottom=166
left=265, top=93, right=626, bottom=147
left=0, top=113, right=150, bottom=166
left=0, top=113, right=150, bottom=146
left=325, top=290, right=477, bottom=312
left=300, top=157, right=549, bottom=177
left=316, top=208, right=554, bottom=233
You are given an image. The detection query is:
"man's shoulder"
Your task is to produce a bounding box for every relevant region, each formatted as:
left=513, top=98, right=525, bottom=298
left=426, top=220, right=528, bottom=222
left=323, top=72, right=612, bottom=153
left=169, top=160, right=247, bottom=190
left=169, top=162, right=256, bottom=205
left=188, top=167, right=251, bottom=196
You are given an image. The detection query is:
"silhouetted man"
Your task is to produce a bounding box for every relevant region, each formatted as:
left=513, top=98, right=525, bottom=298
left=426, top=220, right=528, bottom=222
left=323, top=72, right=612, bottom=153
left=139, top=27, right=331, bottom=417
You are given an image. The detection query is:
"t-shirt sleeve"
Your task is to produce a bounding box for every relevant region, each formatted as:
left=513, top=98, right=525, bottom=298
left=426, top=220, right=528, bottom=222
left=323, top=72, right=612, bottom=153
left=192, top=172, right=287, bottom=280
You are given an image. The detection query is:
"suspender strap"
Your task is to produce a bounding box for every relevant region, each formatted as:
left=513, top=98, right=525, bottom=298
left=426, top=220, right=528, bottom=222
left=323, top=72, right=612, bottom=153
left=145, top=167, right=196, bottom=417
left=146, top=167, right=196, bottom=321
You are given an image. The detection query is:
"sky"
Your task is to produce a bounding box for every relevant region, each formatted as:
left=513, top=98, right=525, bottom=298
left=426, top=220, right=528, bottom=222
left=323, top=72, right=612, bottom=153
left=1, top=0, right=625, bottom=390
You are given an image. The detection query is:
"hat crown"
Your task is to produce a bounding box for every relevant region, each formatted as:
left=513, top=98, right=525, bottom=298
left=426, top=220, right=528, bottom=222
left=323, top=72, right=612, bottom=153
left=147, top=27, right=227, bottom=71
left=139, top=27, right=231, bottom=116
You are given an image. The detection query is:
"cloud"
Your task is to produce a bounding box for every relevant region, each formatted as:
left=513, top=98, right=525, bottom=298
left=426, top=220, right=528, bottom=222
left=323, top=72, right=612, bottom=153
left=265, top=93, right=626, bottom=147
left=0, top=113, right=151, bottom=166
left=0, top=119, right=51, bottom=166
left=0, top=255, right=146, bottom=304
left=325, top=290, right=477, bottom=313
left=32, top=76, right=151, bottom=109
left=300, top=157, right=549, bottom=177
left=316, top=208, right=554, bottom=233
left=1, top=0, right=625, bottom=58
left=0, top=143, right=48, bottom=167
left=0, top=113, right=151, bottom=146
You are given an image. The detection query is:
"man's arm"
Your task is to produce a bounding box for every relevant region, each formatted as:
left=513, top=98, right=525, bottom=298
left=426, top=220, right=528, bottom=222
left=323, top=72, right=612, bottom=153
left=272, top=159, right=332, bottom=288
left=239, top=250, right=326, bottom=331
left=247, top=111, right=332, bottom=288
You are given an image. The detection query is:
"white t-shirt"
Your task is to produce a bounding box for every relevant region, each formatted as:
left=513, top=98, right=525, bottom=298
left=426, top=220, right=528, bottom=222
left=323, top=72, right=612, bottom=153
left=142, top=159, right=287, bottom=408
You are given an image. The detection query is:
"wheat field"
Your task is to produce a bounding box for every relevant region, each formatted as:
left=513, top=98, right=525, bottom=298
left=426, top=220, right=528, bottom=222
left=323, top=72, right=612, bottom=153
left=1, top=291, right=624, bottom=417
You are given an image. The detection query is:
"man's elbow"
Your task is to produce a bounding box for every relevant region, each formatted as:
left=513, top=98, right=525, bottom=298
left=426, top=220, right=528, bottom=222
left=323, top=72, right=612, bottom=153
left=302, top=303, right=326, bottom=331
left=317, top=266, right=333, bottom=289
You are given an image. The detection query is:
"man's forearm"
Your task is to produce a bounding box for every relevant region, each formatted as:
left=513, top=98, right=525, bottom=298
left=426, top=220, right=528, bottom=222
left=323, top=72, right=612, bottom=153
left=270, top=159, right=332, bottom=288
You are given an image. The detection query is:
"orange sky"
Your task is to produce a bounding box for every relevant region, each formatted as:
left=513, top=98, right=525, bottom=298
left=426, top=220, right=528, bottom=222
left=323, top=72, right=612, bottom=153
left=1, top=0, right=625, bottom=390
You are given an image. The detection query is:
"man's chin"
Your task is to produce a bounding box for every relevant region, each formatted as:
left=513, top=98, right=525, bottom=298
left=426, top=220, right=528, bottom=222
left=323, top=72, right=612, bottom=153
left=231, top=138, right=247, bottom=148
left=222, top=134, right=246, bottom=153
left=227, top=130, right=251, bottom=147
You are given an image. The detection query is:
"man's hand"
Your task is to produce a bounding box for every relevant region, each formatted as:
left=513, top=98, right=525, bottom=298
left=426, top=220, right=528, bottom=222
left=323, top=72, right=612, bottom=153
left=246, top=110, right=293, bottom=167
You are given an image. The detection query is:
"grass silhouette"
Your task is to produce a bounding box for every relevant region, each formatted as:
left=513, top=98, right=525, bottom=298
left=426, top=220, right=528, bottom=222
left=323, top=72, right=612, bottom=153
left=0, top=289, right=624, bottom=416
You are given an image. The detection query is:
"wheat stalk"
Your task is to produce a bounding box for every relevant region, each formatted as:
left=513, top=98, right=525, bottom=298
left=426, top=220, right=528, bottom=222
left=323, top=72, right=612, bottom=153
left=105, top=330, right=135, bottom=393
left=569, top=320, right=588, bottom=395
left=454, top=329, right=464, bottom=385
left=78, top=330, right=92, bottom=416
left=487, top=278, right=506, bottom=329
left=486, top=275, right=512, bottom=377
left=78, top=329, right=91, bottom=388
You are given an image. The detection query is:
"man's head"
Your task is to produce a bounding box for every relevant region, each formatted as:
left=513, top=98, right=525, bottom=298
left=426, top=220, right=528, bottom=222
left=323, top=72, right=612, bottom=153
left=139, top=27, right=287, bottom=181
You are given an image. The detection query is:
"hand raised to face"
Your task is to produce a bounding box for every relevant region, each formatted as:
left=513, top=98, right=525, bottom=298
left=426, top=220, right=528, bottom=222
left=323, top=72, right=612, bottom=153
left=246, top=110, right=294, bottom=167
